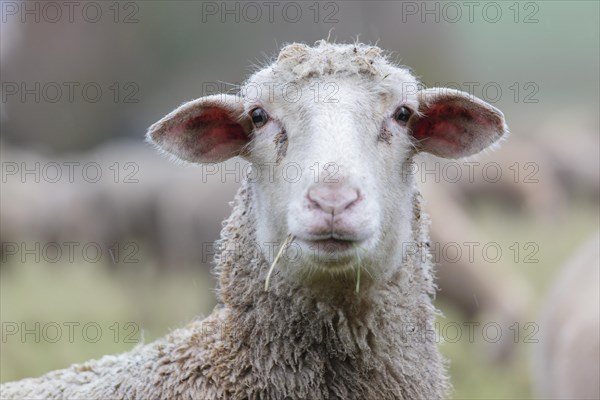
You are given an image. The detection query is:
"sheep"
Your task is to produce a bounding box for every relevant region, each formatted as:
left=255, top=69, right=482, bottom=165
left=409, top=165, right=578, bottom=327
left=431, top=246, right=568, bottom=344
left=425, top=135, right=568, bottom=221
left=420, top=180, right=532, bottom=364
left=0, top=40, right=508, bottom=399
left=532, top=231, right=600, bottom=400
left=531, top=108, right=600, bottom=204
left=0, top=140, right=238, bottom=271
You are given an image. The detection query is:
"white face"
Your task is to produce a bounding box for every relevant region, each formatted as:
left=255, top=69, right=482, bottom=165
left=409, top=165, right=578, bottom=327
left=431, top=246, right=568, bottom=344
left=244, top=70, right=420, bottom=280
left=147, top=42, right=506, bottom=287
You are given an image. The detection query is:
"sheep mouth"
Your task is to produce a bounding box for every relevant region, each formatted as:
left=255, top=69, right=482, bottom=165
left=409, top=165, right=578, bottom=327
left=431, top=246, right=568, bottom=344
left=265, top=234, right=366, bottom=291
left=297, top=237, right=358, bottom=255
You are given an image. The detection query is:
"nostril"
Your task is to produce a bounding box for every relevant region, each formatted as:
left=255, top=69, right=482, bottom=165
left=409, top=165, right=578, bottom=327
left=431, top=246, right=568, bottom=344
left=307, top=185, right=360, bottom=215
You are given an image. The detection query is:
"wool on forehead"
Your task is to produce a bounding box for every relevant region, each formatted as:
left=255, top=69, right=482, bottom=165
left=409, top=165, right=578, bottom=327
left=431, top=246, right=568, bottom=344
left=247, top=40, right=418, bottom=89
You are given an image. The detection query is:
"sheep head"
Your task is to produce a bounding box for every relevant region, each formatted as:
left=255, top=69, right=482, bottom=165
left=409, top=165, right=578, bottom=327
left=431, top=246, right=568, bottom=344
left=147, top=41, right=507, bottom=286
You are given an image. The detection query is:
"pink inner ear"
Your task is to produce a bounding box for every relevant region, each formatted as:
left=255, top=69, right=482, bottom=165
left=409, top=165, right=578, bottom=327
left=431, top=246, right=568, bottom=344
left=169, top=107, right=248, bottom=162
left=412, top=102, right=501, bottom=157
left=183, top=107, right=247, bottom=142
left=413, top=104, right=473, bottom=140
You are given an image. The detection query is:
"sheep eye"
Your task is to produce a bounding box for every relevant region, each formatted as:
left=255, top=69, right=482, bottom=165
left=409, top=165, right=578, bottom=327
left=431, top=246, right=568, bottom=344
left=250, top=107, right=269, bottom=128
left=394, top=106, right=412, bottom=124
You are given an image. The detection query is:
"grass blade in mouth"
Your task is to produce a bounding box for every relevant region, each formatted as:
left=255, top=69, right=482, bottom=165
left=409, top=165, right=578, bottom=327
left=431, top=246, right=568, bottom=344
left=353, top=243, right=363, bottom=294
left=264, top=234, right=295, bottom=292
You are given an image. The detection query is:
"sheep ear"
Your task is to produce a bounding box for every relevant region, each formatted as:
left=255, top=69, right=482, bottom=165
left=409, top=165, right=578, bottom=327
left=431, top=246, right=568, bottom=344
left=147, top=94, right=252, bottom=163
left=409, top=88, right=507, bottom=158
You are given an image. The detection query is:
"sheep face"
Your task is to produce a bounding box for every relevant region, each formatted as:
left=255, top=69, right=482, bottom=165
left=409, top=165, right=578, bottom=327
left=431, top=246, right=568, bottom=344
left=148, top=42, right=507, bottom=284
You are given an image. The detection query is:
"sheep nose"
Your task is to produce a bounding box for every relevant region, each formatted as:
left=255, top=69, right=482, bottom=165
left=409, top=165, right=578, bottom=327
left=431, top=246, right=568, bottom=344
left=307, top=184, right=360, bottom=215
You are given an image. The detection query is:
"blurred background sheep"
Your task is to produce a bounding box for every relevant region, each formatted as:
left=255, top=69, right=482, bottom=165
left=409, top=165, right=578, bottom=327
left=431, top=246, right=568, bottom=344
left=1, top=2, right=598, bottom=399
left=532, top=232, right=599, bottom=399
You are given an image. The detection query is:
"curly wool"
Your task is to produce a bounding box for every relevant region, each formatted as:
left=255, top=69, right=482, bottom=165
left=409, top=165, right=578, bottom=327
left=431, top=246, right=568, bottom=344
left=274, top=40, right=390, bottom=79
left=0, top=177, right=448, bottom=400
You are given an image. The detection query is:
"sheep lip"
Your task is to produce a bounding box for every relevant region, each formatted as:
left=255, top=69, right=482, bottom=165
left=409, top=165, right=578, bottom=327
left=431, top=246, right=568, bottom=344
left=295, top=237, right=360, bottom=254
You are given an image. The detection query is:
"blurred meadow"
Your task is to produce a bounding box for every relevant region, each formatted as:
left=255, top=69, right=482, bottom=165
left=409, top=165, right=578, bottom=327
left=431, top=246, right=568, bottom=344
left=1, top=1, right=598, bottom=399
